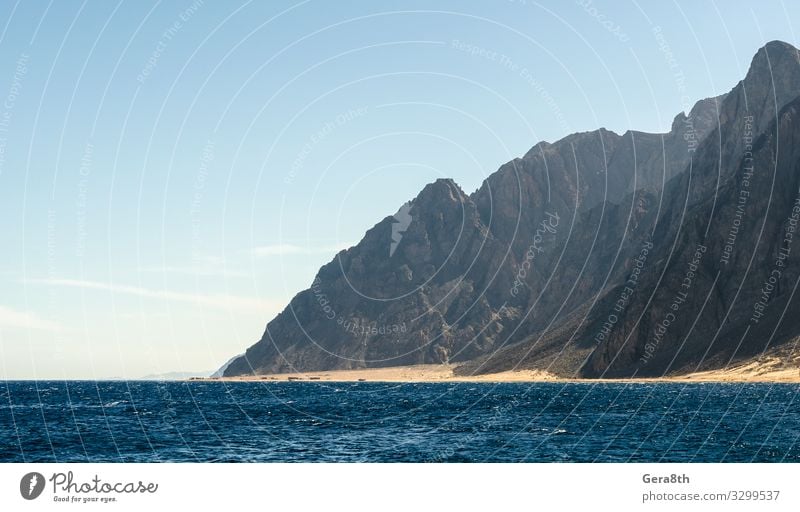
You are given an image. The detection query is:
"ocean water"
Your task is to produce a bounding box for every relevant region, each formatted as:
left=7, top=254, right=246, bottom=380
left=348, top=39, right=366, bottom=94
left=0, top=381, right=798, bottom=462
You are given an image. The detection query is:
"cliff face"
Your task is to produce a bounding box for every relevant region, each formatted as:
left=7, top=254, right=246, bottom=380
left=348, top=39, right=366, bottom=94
left=224, top=41, right=800, bottom=378
left=579, top=40, right=800, bottom=377
left=583, top=95, right=800, bottom=377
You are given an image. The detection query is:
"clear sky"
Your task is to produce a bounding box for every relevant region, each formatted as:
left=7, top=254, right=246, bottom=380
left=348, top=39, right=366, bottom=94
left=2, top=0, right=800, bottom=379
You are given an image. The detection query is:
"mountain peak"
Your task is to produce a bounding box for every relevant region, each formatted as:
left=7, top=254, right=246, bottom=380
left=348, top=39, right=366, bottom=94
left=412, top=178, right=467, bottom=208
left=755, top=40, right=800, bottom=59
left=670, top=94, right=726, bottom=133
left=745, top=40, right=800, bottom=85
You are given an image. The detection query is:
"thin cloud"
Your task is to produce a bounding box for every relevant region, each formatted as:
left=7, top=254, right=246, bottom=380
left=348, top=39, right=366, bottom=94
left=139, top=258, right=249, bottom=278
left=251, top=242, right=353, bottom=257
left=27, top=278, right=283, bottom=313
left=0, top=305, right=61, bottom=331
left=139, top=265, right=248, bottom=277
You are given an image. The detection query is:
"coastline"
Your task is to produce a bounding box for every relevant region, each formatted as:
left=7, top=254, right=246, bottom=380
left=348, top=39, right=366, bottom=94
left=198, top=361, right=800, bottom=384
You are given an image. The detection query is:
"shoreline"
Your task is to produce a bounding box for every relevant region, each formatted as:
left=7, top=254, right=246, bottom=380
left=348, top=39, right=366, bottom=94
left=197, top=362, right=800, bottom=384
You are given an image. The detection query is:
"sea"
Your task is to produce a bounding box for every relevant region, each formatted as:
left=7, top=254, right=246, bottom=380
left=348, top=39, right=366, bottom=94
left=1, top=381, right=798, bottom=462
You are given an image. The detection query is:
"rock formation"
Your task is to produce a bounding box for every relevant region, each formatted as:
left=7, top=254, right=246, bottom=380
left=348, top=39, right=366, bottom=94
left=224, top=41, right=800, bottom=378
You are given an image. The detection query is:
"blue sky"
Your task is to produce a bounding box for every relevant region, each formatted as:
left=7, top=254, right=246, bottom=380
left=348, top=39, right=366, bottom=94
left=1, top=0, right=799, bottom=379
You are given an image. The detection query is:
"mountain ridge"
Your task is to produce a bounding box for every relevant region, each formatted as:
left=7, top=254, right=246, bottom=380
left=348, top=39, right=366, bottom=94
left=224, top=40, right=800, bottom=379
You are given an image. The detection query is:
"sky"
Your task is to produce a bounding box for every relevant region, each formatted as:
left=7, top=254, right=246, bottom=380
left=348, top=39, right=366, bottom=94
left=1, top=0, right=800, bottom=379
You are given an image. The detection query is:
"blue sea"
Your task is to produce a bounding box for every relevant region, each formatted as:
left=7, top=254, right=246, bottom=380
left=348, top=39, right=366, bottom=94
left=1, top=381, right=798, bottom=462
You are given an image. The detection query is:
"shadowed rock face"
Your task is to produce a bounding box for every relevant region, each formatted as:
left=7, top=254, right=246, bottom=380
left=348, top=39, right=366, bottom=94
left=224, top=41, right=800, bottom=378
left=582, top=95, right=800, bottom=377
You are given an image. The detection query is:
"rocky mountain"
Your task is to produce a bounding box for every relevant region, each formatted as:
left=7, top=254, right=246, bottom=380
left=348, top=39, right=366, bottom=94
left=224, top=40, right=800, bottom=378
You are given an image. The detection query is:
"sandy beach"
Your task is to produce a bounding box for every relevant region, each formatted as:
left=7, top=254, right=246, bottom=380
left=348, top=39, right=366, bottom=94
left=202, top=356, right=800, bottom=384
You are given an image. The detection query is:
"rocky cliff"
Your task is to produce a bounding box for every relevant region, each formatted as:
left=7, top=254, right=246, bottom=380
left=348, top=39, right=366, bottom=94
left=224, top=40, right=800, bottom=378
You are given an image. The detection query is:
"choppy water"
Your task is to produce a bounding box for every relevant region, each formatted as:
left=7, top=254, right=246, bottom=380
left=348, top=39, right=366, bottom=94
left=1, top=381, right=798, bottom=462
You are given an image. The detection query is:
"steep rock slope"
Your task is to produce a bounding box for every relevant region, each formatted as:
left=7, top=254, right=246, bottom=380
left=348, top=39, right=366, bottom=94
left=224, top=41, right=800, bottom=377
